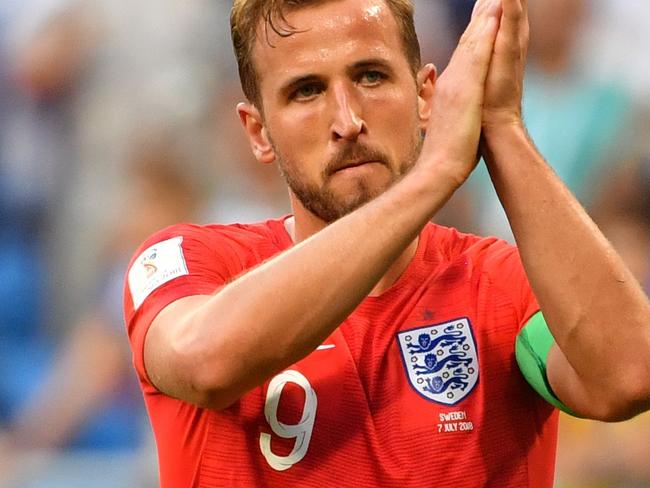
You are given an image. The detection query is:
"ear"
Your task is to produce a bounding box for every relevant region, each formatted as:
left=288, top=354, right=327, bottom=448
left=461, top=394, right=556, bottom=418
left=416, top=63, right=437, bottom=129
left=237, top=102, right=276, bottom=164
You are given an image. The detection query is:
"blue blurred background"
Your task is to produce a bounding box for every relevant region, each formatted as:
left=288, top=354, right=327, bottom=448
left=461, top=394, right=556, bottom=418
left=0, top=1, right=649, bottom=486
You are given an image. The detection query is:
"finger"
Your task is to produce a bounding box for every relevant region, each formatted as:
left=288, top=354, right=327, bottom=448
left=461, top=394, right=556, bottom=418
left=471, top=0, right=492, bottom=19
left=519, top=0, right=530, bottom=53
left=460, top=0, right=500, bottom=41
left=520, top=0, right=528, bottom=18
left=472, top=4, right=502, bottom=85
left=498, top=0, right=524, bottom=45
left=454, top=0, right=501, bottom=62
left=447, top=0, right=501, bottom=84
left=468, top=0, right=502, bottom=30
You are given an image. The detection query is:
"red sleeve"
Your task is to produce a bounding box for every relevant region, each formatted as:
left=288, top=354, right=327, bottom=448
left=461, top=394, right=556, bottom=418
left=123, top=223, right=244, bottom=387
left=483, top=241, right=540, bottom=329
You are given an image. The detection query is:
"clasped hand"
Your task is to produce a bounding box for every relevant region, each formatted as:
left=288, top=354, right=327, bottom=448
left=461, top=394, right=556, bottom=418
left=419, top=0, right=529, bottom=187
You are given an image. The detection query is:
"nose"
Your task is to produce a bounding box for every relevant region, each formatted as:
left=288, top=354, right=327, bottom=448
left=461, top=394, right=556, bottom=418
left=330, top=82, right=365, bottom=141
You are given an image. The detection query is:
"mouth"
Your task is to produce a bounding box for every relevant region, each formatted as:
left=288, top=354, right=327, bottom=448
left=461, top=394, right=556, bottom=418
left=332, top=160, right=382, bottom=174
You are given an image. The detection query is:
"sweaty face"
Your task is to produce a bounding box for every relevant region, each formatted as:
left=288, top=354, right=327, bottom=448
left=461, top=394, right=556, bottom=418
left=252, top=0, right=426, bottom=223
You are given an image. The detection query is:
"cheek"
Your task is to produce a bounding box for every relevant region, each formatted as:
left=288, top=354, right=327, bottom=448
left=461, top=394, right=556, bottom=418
left=269, top=105, right=328, bottom=159
left=366, top=91, right=420, bottom=142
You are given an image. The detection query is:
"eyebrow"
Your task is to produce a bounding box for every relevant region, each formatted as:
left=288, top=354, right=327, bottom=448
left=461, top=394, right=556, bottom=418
left=278, top=58, right=395, bottom=98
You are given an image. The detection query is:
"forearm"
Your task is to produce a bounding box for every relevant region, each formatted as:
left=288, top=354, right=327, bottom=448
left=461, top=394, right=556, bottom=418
left=153, top=163, right=459, bottom=409
left=482, top=125, right=650, bottom=418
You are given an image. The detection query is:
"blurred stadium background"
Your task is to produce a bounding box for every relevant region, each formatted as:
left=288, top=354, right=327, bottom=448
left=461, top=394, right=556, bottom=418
left=0, top=0, right=649, bottom=486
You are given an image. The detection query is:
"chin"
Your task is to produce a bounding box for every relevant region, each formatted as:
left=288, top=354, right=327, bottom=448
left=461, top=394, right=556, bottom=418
left=290, top=166, right=399, bottom=223
left=335, top=178, right=390, bottom=213
left=335, top=166, right=393, bottom=194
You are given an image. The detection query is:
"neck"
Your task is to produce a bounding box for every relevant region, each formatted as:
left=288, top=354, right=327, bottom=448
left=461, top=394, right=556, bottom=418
left=286, top=193, right=329, bottom=242
left=285, top=194, right=420, bottom=297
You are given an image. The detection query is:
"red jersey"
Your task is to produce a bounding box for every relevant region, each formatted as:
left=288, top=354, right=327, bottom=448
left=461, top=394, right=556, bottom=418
left=124, top=217, right=558, bottom=488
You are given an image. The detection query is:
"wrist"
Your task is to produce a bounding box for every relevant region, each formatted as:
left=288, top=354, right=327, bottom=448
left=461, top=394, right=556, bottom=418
left=413, top=154, right=473, bottom=192
left=480, top=121, right=542, bottom=176
left=402, top=154, right=475, bottom=222
left=482, top=106, right=524, bottom=132
left=481, top=118, right=528, bottom=150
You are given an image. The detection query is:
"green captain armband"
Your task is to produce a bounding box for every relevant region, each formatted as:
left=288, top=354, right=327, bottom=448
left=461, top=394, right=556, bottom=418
left=515, top=312, right=577, bottom=415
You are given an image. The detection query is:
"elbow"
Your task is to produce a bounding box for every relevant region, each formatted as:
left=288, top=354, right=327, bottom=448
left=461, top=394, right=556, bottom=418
left=170, top=335, right=243, bottom=411
left=193, top=389, right=241, bottom=412
left=188, top=370, right=242, bottom=411
left=589, top=373, right=650, bottom=422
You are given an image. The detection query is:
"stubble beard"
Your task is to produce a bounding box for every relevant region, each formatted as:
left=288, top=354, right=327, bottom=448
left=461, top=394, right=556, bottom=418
left=273, top=131, right=424, bottom=224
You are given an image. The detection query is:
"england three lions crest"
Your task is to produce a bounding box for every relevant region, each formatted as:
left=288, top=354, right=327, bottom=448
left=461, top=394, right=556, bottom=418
left=397, top=318, right=479, bottom=405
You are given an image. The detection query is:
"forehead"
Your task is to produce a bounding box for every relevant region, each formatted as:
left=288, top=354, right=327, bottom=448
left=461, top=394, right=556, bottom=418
left=252, top=0, right=406, bottom=91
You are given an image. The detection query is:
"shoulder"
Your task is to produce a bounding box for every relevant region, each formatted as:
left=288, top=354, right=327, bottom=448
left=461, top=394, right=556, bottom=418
left=125, top=218, right=291, bottom=310
left=426, top=222, right=517, bottom=267
left=138, top=218, right=289, bottom=248
left=128, top=217, right=291, bottom=269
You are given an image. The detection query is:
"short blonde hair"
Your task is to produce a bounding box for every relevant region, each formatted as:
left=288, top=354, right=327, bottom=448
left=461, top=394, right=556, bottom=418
left=230, top=0, right=421, bottom=108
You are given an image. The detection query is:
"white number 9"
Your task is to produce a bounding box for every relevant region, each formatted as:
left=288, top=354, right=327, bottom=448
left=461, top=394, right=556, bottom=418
left=259, top=370, right=318, bottom=471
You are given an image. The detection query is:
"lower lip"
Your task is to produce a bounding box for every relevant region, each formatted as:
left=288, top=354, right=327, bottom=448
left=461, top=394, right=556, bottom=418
left=334, top=161, right=383, bottom=176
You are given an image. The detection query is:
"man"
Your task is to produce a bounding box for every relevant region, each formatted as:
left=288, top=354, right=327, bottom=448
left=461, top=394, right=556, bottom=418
left=123, top=0, right=650, bottom=486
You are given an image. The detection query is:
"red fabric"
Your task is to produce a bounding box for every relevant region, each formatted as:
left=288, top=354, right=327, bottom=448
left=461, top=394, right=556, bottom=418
left=124, top=218, right=558, bottom=488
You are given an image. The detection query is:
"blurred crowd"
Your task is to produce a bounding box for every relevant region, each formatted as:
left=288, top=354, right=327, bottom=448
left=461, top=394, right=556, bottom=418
left=0, top=1, right=649, bottom=486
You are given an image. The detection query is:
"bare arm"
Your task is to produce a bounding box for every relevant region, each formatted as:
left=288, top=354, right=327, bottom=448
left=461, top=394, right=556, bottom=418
left=144, top=0, right=502, bottom=410
left=484, top=126, right=650, bottom=420
left=481, top=0, right=650, bottom=420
